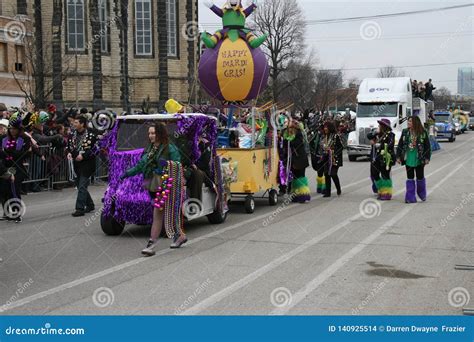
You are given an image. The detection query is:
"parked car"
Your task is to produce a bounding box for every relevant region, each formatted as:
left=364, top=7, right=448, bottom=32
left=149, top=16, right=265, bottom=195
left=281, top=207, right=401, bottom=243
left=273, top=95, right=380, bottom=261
left=434, top=111, right=456, bottom=142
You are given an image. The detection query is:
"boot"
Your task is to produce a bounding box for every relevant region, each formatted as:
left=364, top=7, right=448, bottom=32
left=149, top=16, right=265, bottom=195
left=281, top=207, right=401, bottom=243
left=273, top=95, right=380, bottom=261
left=316, top=176, right=325, bottom=194
left=333, top=176, right=342, bottom=196
left=405, top=180, right=417, bottom=204
left=323, top=176, right=331, bottom=198
left=371, top=177, right=378, bottom=194
left=377, top=179, right=392, bottom=201
left=416, top=178, right=427, bottom=201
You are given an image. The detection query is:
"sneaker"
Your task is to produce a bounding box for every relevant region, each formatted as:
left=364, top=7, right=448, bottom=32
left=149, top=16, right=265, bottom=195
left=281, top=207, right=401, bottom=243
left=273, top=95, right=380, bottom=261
left=71, top=210, right=85, bottom=217
left=13, top=217, right=22, bottom=223
left=170, top=234, right=188, bottom=249
left=141, top=239, right=157, bottom=257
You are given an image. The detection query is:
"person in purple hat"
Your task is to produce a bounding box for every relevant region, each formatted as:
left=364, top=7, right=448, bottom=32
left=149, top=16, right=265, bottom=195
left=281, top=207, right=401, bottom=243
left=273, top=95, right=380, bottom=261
left=368, top=118, right=396, bottom=200
left=396, top=116, right=431, bottom=203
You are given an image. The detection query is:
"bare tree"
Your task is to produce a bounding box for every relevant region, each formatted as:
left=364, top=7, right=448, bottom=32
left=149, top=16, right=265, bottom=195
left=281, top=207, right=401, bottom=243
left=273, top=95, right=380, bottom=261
left=250, top=0, right=306, bottom=101
left=313, top=69, right=343, bottom=113
left=433, top=86, right=452, bottom=109
left=12, top=23, right=72, bottom=109
left=377, top=65, right=405, bottom=78
left=279, top=56, right=317, bottom=112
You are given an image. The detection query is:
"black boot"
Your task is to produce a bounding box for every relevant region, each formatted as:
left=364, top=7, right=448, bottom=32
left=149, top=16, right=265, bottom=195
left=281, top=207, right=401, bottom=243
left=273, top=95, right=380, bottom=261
left=323, top=175, right=331, bottom=197
left=333, top=175, right=342, bottom=196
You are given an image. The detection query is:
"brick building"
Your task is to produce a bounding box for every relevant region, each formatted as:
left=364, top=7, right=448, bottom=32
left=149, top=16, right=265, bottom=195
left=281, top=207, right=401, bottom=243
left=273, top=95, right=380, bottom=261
left=2, top=0, right=199, bottom=112
left=0, top=0, right=30, bottom=107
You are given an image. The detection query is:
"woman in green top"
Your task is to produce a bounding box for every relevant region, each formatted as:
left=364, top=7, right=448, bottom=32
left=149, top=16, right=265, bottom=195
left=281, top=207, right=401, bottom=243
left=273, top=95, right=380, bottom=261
left=396, top=116, right=432, bottom=203
left=121, top=123, right=186, bottom=256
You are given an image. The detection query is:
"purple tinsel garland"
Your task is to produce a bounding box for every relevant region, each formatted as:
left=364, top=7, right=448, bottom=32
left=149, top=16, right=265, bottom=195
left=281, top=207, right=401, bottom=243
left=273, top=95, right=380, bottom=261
left=103, top=149, right=153, bottom=224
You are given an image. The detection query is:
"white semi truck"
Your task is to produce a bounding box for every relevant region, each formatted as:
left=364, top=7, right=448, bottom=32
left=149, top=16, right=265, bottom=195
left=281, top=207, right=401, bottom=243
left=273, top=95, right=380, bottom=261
left=347, top=77, right=432, bottom=161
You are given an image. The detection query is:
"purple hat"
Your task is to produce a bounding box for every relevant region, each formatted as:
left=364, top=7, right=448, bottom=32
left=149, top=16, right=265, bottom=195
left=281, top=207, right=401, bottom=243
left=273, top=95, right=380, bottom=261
left=377, top=118, right=392, bottom=130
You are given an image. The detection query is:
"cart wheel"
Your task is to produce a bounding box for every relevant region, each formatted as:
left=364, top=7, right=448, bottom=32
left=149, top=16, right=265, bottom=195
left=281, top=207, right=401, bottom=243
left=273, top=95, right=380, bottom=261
left=100, top=212, right=125, bottom=236
left=269, top=189, right=278, bottom=206
left=244, top=195, right=255, bottom=214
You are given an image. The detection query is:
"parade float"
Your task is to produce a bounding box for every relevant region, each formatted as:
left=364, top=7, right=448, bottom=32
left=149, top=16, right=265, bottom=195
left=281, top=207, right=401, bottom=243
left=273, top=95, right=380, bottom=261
left=199, top=0, right=279, bottom=213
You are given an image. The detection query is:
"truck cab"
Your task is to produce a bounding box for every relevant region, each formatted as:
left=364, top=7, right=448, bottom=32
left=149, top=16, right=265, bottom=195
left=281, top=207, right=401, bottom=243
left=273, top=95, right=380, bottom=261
left=347, top=77, right=429, bottom=161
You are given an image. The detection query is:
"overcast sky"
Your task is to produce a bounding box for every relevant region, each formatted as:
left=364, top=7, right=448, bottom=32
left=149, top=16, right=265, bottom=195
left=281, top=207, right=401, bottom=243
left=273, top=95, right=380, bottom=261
left=198, top=0, right=474, bottom=94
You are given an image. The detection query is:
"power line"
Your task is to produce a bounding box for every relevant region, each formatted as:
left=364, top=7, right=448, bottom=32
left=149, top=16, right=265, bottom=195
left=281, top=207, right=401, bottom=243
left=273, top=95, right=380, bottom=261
left=305, top=32, right=474, bottom=43
left=322, top=61, right=473, bottom=72
left=200, top=3, right=474, bottom=27
left=305, top=3, right=474, bottom=24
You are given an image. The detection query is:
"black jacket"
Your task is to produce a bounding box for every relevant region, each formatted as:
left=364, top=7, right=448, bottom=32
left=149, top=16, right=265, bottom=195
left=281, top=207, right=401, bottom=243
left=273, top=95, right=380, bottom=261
left=321, top=133, right=344, bottom=168
left=370, top=131, right=396, bottom=167
left=396, top=128, right=431, bottom=166
left=0, top=133, right=31, bottom=180
left=290, top=130, right=309, bottom=170
left=67, top=129, right=97, bottom=177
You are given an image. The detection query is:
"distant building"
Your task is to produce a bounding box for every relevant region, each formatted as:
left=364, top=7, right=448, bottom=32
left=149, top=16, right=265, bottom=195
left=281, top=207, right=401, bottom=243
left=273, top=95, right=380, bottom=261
left=0, top=0, right=30, bottom=107
left=458, top=67, right=473, bottom=97
left=1, top=0, right=199, bottom=112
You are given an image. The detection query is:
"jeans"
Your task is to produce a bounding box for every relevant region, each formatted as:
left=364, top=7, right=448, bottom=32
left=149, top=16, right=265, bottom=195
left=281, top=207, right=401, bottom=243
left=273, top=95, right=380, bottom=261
left=75, top=175, right=94, bottom=212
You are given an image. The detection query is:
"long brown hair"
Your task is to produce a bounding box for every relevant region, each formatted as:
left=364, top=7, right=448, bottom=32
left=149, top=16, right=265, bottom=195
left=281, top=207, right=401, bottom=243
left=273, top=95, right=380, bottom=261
left=409, top=116, right=424, bottom=136
left=154, top=122, right=169, bottom=145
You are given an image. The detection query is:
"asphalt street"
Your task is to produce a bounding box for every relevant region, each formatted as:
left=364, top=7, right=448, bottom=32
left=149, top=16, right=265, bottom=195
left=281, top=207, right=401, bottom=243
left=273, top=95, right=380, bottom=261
left=1, top=133, right=473, bottom=315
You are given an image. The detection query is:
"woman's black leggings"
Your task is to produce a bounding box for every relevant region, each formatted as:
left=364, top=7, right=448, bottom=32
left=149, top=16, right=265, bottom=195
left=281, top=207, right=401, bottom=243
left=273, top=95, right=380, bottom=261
left=406, top=165, right=425, bottom=180
left=324, top=165, right=341, bottom=193
left=371, top=163, right=391, bottom=181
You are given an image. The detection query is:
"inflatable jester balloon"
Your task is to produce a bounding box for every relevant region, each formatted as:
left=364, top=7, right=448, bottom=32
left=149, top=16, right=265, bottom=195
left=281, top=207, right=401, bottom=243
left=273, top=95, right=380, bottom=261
left=201, top=0, right=267, bottom=49
left=199, top=0, right=269, bottom=103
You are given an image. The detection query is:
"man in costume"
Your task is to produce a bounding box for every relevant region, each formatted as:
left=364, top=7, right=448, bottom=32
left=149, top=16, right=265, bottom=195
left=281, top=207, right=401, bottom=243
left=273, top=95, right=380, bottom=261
left=201, top=0, right=267, bottom=49
left=67, top=115, right=97, bottom=217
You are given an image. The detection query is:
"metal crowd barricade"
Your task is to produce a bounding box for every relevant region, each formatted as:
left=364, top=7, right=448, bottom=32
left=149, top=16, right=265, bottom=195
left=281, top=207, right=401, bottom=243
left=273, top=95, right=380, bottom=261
left=23, top=145, right=109, bottom=190
left=50, top=146, right=71, bottom=186
left=23, top=145, right=51, bottom=190
left=94, top=153, right=109, bottom=180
